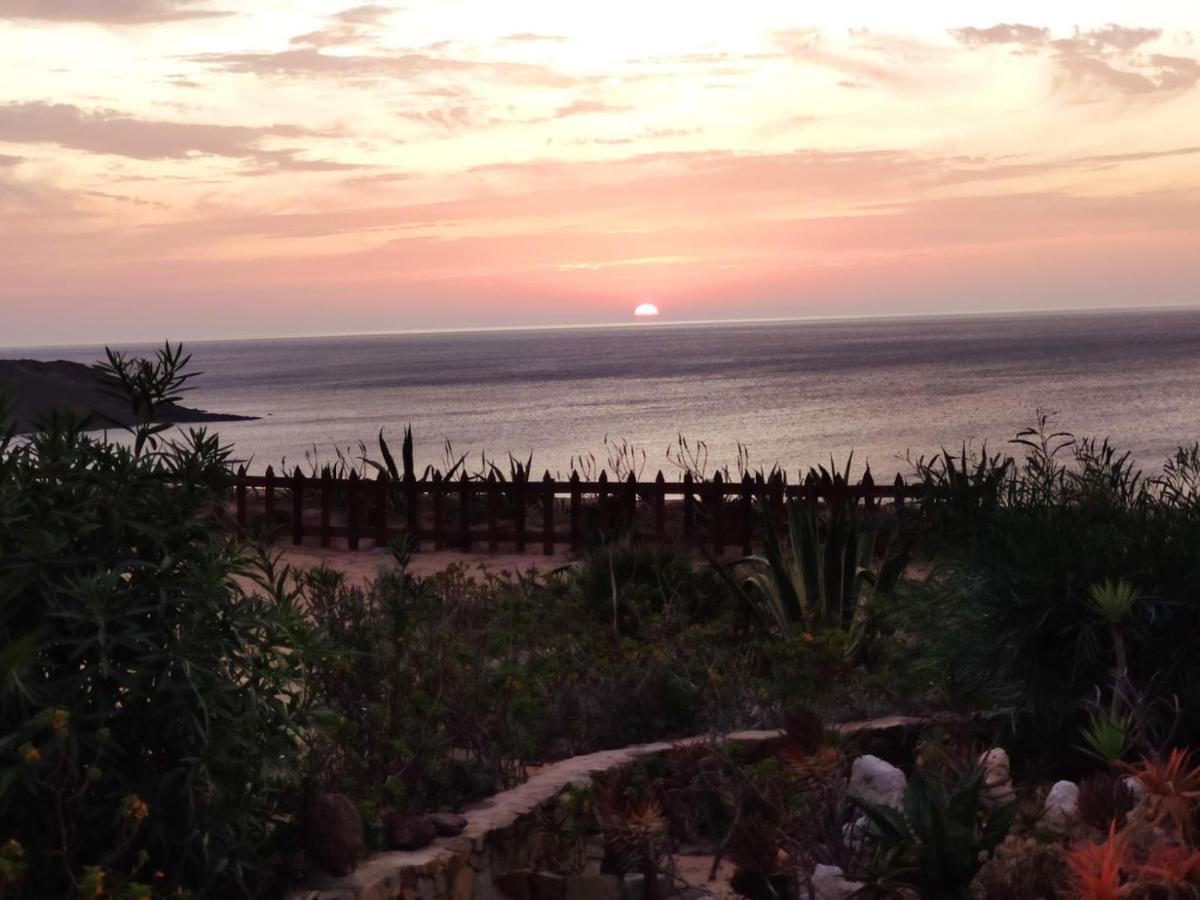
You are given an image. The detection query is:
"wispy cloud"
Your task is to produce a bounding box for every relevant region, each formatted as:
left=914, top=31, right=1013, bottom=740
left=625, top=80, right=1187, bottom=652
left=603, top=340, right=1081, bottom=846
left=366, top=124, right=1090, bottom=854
left=289, top=3, right=398, bottom=49
left=0, top=101, right=352, bottom=171
left=950, top=22, right=1200, bottom=99
left=498, top=33, right=567, bottom=44
left=0, top=0, right=231, bottom=24
left=190, top=47, right=581, bottom=87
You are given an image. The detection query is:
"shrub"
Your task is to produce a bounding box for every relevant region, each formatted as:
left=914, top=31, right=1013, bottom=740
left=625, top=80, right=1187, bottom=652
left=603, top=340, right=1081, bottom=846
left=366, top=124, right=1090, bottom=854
left=891, top=420, right=1200, bottom=757
left=0, top=353, right=313, bottom=897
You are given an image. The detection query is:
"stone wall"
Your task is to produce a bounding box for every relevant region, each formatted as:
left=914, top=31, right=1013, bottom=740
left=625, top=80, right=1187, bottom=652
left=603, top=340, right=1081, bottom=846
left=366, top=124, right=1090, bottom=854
left=285, top=718, right=921, bottom=900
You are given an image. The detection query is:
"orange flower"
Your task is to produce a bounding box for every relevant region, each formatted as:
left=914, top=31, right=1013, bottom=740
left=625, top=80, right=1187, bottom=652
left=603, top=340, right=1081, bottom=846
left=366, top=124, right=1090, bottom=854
left=18, top=744, right=39, bottom=765
left=802, top=631, right=814, bottom=644
left=120, top=794, right=150, bottom=826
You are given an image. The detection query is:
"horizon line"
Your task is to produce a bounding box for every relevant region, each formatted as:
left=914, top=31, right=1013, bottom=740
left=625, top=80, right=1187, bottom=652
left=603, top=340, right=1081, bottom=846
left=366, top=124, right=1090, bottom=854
left=5, top=300, right=1200, bottom=352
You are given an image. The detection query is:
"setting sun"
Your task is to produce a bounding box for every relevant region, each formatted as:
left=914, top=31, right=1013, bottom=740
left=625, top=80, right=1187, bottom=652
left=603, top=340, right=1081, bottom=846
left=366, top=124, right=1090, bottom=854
left=634, top=303, right=660, bottom=317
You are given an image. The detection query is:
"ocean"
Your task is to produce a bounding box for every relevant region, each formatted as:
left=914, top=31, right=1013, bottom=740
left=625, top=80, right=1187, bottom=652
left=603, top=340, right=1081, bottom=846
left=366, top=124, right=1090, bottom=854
left=8, top=308, right=1200, bottom=479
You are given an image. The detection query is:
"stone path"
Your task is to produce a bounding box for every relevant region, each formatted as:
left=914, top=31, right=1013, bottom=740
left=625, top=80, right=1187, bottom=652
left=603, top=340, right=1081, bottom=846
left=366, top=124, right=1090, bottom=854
left=287, top=717, right=922, bottom=900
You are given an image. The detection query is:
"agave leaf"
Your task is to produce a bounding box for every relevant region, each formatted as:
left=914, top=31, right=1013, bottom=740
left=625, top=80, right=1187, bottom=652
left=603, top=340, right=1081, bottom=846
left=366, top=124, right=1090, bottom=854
left=378, top=428, right=400, bottom=481
left=854, top=796, right=911, bottom=845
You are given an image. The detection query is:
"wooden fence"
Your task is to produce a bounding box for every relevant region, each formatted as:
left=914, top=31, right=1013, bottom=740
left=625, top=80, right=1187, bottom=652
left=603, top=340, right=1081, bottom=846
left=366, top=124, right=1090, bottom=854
left=230, top=466, right=916, bottom=555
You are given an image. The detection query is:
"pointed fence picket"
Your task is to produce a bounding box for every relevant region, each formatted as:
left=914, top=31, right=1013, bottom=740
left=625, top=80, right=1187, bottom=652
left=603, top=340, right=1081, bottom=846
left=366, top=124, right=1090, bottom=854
left=227, top=465, right=917, bottom=555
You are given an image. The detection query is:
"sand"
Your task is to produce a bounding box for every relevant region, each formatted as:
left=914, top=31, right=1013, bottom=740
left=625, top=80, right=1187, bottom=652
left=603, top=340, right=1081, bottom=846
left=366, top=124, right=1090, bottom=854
left=263, top=543, right=575, bottom=587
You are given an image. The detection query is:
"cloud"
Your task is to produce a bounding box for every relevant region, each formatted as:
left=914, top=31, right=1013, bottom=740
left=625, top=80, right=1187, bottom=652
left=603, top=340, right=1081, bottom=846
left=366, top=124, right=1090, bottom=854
left=0, top=101, right=352, bottom=171
left=498, top=33, right=567, bottom=44
left=1054, top=52, right=1200, bottom=96
left=289, top=3, right=397, bottom=49
left=1054, top=25, right=1161, bottom=53
left=948, top=23, right=1050, bottom=48
left=951, top=22, right=1199, bottom=98
left=0, top=0, right=231, bottom=24
left=551, top=99, right=631, bottom=119
left=772, top=28, right=916, bottom=87
left=0, top=153, right=23, bottom=166
left=190, top=47, right=580, bottom=87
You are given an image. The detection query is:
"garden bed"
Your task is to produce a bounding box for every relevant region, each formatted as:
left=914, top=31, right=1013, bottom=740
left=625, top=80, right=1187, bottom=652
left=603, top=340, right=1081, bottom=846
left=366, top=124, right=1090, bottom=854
left=286, top=718, right=923, bottom=900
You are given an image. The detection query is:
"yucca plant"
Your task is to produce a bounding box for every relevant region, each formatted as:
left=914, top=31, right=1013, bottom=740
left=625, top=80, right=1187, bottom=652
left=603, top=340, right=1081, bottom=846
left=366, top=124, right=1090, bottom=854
left=743, top=483, right=906, bottom=646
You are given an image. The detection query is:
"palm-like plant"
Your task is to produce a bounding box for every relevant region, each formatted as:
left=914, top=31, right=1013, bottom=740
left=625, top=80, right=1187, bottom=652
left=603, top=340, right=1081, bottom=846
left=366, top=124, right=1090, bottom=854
left=743, top=484, right=906, bottom=645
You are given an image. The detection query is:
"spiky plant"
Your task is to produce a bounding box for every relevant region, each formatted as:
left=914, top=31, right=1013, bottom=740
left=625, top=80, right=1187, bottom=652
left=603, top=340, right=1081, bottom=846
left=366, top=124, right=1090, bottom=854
left=1117, top=749, right=1200, bottom=842
left=1065, top=823, right=1129, bottom=900
left=742, top=487, right=907, bottom=652
left=779, top=706, right=843, bottom=790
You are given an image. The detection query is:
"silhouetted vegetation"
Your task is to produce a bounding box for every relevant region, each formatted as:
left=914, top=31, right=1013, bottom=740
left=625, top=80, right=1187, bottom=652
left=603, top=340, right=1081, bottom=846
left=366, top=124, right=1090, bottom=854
left=5, top=346, right=1200, bottom=899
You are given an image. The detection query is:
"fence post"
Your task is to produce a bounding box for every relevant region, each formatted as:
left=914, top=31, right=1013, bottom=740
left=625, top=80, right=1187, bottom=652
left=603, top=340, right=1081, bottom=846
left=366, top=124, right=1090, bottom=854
left=894, top=472, right=905, bottom=510
left=683, top=471, right=695, bottom=539
left=741, top=472, right=754, bottom=554
left=597, top=471, right=609, bottom=529
left=861, top=468, right=876, bottom=513
left=514, top=474, right=527, bottom=552
left=347, top=471, right=361, bottom=551
left=264, top=465, right=275, bottom=527
left=459, top=472, right=472, bottom=550
left=542, top=471, right=555, bottom=555
left=569, top=471, right=581, bottom=550
left=432, top=471, right=445, bottom=550
left=768, top=470, right=784, bottom=527
left=292, top=467, right=304, bottom=545
left=319, top=468, right=332, bottom=548
left=375, top=472, right=389, bottom=547
left=654, top=471, right=666, bottom=545
left=235, top=465, right=247, bottom=534
left=404, top=474, right=419, bottom=552
left=711, top=472, right=725, bottom=556
left=486, top=471, right=499, bottom=552
left=624, top=472, right=637, bottom=526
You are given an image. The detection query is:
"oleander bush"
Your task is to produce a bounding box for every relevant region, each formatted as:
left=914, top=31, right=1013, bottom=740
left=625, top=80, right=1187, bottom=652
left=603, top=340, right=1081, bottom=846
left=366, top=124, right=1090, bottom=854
left=0, top=352, right=315, bottom=898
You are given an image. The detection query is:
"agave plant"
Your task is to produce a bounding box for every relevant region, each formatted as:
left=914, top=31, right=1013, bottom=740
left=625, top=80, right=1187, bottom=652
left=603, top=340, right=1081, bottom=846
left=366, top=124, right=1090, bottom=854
left=742, top=482, right=907, bottom=644
left=854, top=766, right=1016, bottom=899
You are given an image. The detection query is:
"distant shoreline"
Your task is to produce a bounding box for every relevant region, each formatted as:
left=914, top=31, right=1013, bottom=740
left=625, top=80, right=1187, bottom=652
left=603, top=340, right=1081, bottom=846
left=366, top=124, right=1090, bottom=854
left=0, top=358, right=258, bottom=435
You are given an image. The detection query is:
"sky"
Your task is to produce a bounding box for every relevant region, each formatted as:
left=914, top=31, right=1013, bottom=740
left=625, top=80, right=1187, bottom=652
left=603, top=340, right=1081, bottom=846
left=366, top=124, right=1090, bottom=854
left=2, top=0, right=1200, bottom=345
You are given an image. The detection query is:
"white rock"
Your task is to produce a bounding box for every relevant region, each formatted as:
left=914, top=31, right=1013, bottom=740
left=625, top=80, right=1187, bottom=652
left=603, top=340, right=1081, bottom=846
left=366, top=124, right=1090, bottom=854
left=1041, top=780, right=1079, bottom=835
left=811, top=865, right=865, bottom=900
left=979, top=748, right=1016, bottom=808
left=1123, top=776, right=1147, bottom=803
left=847, top=755, right=907, bottom=809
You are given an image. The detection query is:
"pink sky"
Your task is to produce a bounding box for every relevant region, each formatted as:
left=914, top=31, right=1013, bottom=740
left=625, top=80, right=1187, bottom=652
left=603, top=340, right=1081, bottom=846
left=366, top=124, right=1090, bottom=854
left=2, top=0, right=1200, bottom=345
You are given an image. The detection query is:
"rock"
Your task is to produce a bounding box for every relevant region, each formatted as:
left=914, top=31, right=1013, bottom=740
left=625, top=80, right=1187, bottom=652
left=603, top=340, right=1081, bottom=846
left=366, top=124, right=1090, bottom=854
left=384, top=813, right=439, bottom=850
left=1124, top=776, right=1147, bottom=803
left=979, top=748, right=1016, bottom=808
left=303, top=792, right=364, bottom=877
left=847, top=755, right=907, bottom=809
left=622, top=872, right=672, bottom=900
left=1042, top=780, right=1080, bottom=836
left=431, top=812, right=469, bottom=836
left=811, top=864, right=865, bottom=900
left=564, top=874, right=623, bottom=900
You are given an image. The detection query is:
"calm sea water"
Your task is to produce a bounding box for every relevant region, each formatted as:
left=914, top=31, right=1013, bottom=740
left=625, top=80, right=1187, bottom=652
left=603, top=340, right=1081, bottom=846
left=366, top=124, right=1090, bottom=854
left=9, top=309, right=1200, bottom=478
